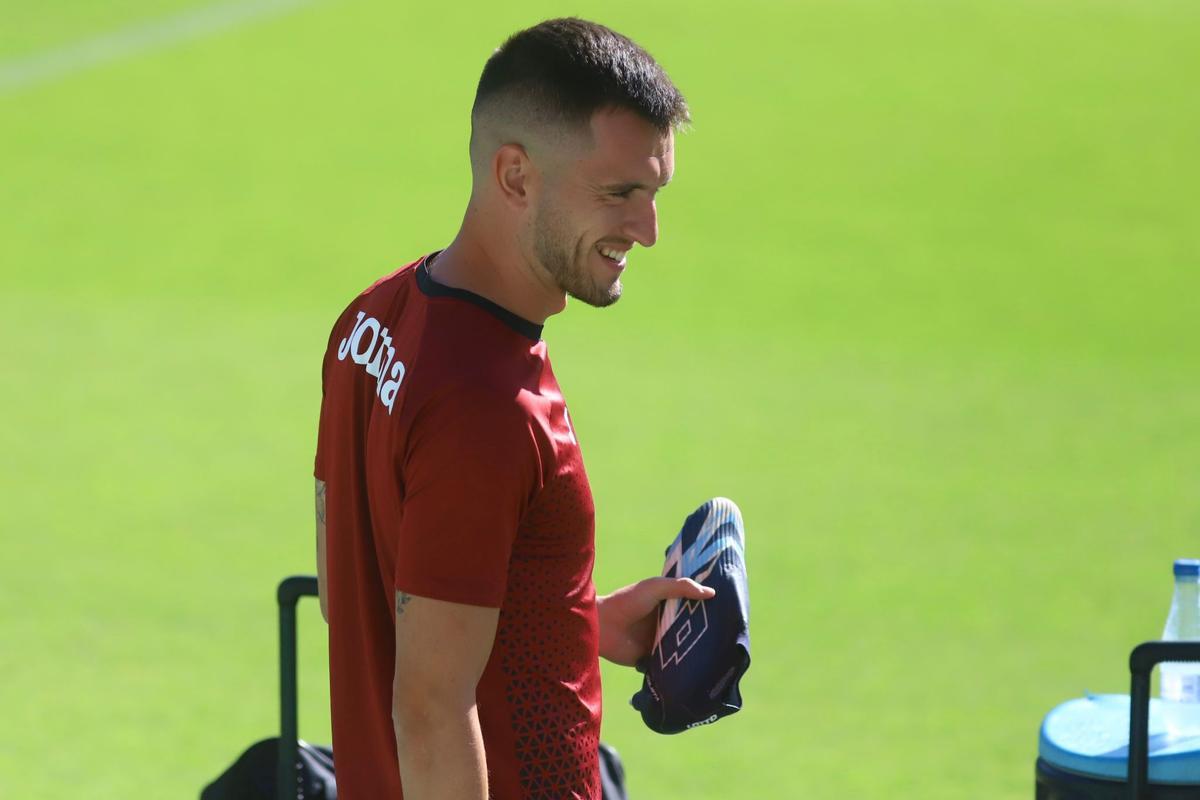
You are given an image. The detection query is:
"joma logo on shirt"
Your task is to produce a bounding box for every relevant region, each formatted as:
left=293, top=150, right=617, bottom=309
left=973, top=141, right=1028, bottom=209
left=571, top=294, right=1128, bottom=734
left=338, top=311, right=406, bottom=413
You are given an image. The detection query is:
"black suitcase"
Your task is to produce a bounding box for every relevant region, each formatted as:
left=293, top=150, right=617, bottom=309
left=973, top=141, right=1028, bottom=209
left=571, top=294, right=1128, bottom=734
left=202, top=575, right=629, bottom=800
left=201, top=575, right=335, bottom=800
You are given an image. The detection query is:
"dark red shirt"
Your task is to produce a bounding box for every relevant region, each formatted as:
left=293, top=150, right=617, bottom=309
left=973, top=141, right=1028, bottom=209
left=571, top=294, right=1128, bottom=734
left=314, top=253, right=602, bottom=799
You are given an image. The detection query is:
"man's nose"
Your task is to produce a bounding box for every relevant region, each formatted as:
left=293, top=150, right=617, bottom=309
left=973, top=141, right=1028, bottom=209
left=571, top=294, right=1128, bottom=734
left=625, top=198, right=659, bottom=248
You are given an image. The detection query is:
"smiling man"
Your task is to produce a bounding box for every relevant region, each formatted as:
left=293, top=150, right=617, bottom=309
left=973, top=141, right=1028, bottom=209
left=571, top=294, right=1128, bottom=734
left=313, top=18, right=705, bottom=800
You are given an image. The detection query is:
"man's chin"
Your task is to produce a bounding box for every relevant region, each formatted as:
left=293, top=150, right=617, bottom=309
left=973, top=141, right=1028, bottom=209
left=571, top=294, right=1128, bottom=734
left=568, top=279, right=622, bottom=308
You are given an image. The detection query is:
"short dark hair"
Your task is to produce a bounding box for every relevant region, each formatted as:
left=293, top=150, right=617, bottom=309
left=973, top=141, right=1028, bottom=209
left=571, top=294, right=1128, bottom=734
left=472, top=18, right=690, bottom=134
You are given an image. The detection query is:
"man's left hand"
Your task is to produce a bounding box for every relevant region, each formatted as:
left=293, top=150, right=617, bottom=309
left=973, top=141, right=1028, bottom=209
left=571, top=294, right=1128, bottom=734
left=597, top=577, right=715, bottom=666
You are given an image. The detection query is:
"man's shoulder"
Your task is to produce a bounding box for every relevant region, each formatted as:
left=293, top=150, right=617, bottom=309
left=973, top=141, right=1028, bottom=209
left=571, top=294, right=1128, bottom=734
left=323, top=258, right=422, bottom=339
left=339, top=257, right=424, bottom=319
left=402, top=330, right=549, bottom=443
left=320, top=252, right=550, bottom=424
left=408, top=343, right=545, bottom=422
left=408, top=295, right=546, bottom=398
left=361, top=258, right=422, bottom=299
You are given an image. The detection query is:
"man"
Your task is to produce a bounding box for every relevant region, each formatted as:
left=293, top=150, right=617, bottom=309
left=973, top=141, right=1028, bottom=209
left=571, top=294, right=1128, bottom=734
left=313, top=18, right=710, bottom=799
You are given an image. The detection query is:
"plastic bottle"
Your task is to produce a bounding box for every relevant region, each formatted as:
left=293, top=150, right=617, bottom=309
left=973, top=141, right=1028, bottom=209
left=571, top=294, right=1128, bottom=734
left=1161, top=558, right=1200, bottom=702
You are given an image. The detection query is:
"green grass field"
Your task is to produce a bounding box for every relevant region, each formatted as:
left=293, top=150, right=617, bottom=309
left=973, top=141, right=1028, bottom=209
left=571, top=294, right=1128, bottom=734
left=2, top=0, right=1198, bottom=796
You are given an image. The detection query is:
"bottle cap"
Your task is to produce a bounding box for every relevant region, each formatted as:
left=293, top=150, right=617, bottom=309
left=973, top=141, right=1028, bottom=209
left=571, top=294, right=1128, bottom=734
left=1174, top=559, right=1200, bottom=577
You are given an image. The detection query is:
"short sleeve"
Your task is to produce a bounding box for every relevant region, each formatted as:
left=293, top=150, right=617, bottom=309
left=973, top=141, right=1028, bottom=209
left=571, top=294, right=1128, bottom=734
left=314, top=373, right=329, bottom=482
left=393, top=386, right=545, bottom=607
left=314, top=306, right=351, bottom=482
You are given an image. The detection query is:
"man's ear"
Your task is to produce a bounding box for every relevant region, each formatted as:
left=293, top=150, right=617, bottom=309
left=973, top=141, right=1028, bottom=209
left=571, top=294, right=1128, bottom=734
left=493, top=143, right=536, bottom=209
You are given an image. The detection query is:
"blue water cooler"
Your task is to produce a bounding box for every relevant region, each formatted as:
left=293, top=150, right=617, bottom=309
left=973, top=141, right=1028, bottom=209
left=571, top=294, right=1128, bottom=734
left=1036, top=642, right=1200, bottom=799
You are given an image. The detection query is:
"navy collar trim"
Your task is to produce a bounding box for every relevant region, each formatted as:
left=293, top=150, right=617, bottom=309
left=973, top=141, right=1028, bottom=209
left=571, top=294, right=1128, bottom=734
left=416, top=251, right=544, bottom=342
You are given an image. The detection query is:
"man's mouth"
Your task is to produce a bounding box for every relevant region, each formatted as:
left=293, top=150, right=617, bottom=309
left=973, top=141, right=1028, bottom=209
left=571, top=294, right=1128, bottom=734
left=596, top=244, right=629, bottom=268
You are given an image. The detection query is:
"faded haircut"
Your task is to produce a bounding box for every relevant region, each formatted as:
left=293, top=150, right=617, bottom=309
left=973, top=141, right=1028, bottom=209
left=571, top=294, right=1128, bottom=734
left=469, top=18, right=689, bottom=169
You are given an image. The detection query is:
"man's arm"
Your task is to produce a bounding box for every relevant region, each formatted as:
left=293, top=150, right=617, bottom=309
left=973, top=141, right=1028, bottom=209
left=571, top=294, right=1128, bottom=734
left=315, top=478, right=328, bottom=623
left=392, top=590, right=496, bottom=800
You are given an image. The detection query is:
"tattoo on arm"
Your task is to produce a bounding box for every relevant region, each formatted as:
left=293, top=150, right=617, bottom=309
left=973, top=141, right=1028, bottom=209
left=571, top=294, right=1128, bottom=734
left=315, top=479, right=326, bottom=525
left=396, top=592, right=413, bottom=617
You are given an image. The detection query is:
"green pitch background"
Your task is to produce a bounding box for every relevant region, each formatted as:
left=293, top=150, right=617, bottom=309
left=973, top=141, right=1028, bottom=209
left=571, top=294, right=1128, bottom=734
left=2, top=0, right=1197, bottom=796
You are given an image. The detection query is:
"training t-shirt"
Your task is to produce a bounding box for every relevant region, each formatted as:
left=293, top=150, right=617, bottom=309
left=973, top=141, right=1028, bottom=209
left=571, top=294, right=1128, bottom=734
left=313, top=252, right=602, bottom=800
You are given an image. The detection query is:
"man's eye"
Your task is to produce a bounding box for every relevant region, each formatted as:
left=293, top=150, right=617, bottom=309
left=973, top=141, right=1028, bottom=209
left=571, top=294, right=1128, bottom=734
left=611, top=188, right=635, bottom=199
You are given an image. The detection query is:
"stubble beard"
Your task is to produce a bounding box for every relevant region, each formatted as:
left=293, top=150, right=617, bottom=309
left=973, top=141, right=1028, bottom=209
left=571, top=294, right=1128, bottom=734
left=532, top=198, right=622, bottom=308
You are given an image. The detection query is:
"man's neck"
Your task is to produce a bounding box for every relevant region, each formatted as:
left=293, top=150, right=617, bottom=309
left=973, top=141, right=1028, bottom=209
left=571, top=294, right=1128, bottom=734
left=431, top=230, right=567, bottom=325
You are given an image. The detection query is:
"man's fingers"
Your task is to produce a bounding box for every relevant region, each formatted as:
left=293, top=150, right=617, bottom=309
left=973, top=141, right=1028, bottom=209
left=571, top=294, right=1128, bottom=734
left=643, top=576, right=716, bottom=600
left=681, top=578, right=717, bottom=598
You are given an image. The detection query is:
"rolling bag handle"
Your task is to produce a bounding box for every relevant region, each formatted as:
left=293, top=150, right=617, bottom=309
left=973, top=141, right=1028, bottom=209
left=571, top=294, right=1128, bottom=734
left=277, top=575, right=320, bottom=800
left=1127, top=641, right=1200, bottom=800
